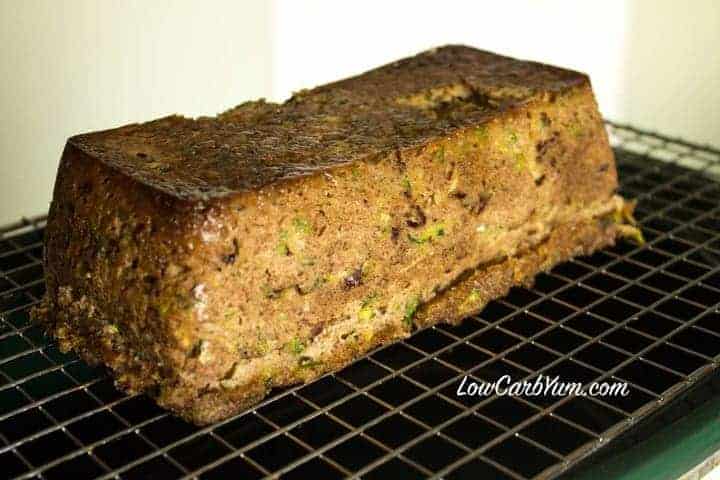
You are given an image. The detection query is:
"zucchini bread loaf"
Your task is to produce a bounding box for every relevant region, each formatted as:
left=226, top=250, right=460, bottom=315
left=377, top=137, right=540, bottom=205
left=35, top=46, right=639, bottom=424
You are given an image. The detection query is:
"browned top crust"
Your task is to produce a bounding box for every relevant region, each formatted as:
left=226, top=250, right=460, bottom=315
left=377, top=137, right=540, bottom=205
left=68, top=45, right=588, bottom=201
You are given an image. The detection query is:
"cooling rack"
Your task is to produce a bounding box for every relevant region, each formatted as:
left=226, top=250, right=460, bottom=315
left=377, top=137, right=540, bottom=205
left=1, top=123, right=719, bottom=479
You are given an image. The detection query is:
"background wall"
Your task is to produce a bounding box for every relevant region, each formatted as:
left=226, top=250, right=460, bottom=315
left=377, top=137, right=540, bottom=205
left=272, top=0, right=720, bottom=144
left=1, top=0, right=718, bottom=225
left=0, top=0, right=273, bottom=225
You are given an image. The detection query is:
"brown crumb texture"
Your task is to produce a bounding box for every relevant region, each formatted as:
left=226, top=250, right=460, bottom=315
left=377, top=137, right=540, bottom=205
left=34, top=45, right=635, bottom=424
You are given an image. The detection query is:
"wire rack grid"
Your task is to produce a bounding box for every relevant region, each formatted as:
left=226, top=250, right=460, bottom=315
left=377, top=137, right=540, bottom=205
left=1, top=123, right=720, bottom=479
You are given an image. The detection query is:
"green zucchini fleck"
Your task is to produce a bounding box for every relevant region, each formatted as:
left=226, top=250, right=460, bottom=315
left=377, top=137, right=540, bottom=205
left=378, top=212, right=393, bottom=234
left=621, top=226, right=645, bottom=245
left=292, top=217, right=312, bottom=235
left=404, top=295, right=420, bottom=327
left=401, top=176, right=412, bottom=195
left=568, top=121, right=584, bottom=138
left=277, top=229, right=290, bottom=255
left=298, top=356, right=322, bottom=369
left=288, top=337, right=305, bottom=355
left=158, top=302, right=171, bottom=317
left=475, top=125, right=488, bottom=141
left=359, top=293, right=379, bottom=321
left=299, top=256, right=316, bottom=266
left=610, top=199, right=644, bottom=245
left=408, top=222, right=446, bottom=244
left=466, top=288, right=482, bottom=304
left=261, top=284, right=280, bottom=299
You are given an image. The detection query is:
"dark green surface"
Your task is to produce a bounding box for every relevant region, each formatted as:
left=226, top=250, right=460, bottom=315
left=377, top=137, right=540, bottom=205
left=568, top=393, right=720, bottom=480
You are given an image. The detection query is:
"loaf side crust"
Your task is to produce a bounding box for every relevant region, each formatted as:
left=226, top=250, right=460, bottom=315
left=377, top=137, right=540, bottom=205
left=38, top=214, right=620, bottom=424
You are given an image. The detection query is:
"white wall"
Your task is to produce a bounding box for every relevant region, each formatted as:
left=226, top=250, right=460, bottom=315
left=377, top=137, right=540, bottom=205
left=272, top=0, right=720, bottom=146
left=621, top=0, right=720, bottom=146
left=1, top=0, right=718, bottom=225
left=0, top=0, right=273, bottom=225
left=272, top=0, right=628, bottom=118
